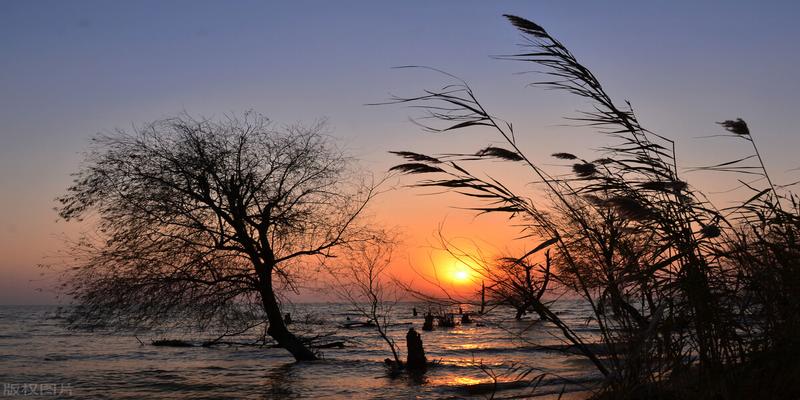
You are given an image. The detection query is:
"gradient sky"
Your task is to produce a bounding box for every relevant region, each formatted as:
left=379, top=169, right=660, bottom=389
left=2, top=1, right=800, bottom=304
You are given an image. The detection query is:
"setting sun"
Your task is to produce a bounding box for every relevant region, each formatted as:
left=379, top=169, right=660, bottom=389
left=3, top=3, right=797, bottom=399
left=449, top=260, right=476, bottom=285
left=452, top=268, right=470, bottom=283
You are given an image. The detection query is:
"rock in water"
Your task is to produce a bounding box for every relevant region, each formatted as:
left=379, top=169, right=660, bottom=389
left=406, top=328, right=427, bottom=371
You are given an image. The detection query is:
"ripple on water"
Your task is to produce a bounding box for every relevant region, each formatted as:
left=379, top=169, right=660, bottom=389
left=0, top=303, right=600, bottom=399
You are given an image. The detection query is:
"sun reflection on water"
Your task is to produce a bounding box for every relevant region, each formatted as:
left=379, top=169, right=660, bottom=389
left=452, top=343, right=481, bottom=350
left=450, top=376, right=484, bottom=386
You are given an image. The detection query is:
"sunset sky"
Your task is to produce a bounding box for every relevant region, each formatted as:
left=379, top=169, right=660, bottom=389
left=2, top=1, right=800, bottom=304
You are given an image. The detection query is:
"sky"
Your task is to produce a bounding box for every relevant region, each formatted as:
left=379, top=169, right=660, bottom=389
left=2, top=1, right=800, bottom=304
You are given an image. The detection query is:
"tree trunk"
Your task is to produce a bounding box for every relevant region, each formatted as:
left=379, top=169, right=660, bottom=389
left=258, top=266, right=317, bottom=361
left=405, top=328, right=427, bottom=371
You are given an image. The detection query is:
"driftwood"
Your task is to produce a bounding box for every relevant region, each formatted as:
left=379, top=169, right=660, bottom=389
left=315, top=341, right=346, bottom=349
left=341, top=321, right=376, bottom=329
left=152, top=339, right=194, bottom=347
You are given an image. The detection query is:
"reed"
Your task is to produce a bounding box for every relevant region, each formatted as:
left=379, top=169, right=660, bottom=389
left=387, top=14, right=800, bottom=399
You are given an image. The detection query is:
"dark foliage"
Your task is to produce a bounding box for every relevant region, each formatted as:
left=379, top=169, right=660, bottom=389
left=387, top=14, right=800, bottom=399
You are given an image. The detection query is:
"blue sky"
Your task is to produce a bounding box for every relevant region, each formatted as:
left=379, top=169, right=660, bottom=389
left=2, top=1, right=800, bottom=303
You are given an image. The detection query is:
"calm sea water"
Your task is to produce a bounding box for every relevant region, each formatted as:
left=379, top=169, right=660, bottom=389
left=0, top=302, right=602, bottom=399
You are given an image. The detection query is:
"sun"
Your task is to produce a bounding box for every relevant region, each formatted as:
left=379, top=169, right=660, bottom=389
left=432, top=250, right=480, bottom=286
left=450, top=260, right=474, bottom=284
left=453, top=268, right=470, bottom=282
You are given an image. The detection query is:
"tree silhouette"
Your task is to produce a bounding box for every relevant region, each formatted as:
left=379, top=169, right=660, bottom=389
left=57, top=112, right=378, bottom=361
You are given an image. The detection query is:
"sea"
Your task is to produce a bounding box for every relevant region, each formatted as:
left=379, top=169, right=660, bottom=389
left=0, top=302, right=603, bottom=399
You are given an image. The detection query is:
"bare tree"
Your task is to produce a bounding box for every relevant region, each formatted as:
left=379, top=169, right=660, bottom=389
left=330, top=233, right=404, bottom=368
left=488, top=250, right=552, bottom=321
left=57, top=112, right=378, bottom=361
